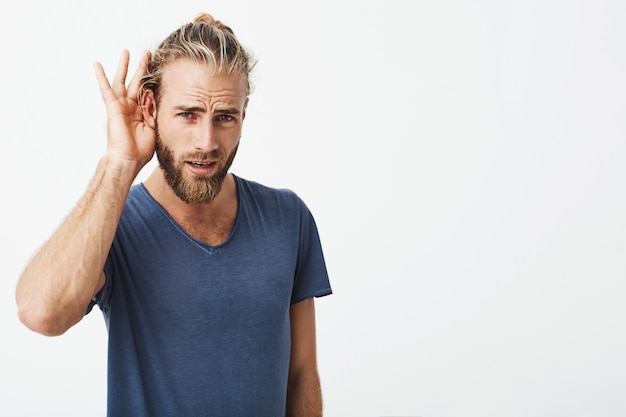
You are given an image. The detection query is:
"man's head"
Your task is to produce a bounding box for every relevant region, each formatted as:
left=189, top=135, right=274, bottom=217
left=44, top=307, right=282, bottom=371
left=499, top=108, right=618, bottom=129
left=140, top=13, right=255, bottom=106
left=140, top=13, right=255, bottom=205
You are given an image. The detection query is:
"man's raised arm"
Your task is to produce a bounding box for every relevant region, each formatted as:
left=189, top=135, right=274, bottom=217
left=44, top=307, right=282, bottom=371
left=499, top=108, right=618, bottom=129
left=16, top=50, right=155, bottom=336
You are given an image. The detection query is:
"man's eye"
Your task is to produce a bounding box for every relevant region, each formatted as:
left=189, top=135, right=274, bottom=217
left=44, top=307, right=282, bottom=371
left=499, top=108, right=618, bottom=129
left=216, top=115, right=234, bottom=122
left=178, top=112, right=193, bottom=118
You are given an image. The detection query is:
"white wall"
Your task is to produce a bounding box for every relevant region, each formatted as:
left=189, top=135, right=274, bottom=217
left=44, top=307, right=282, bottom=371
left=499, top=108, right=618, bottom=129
left=1, top=1, right=625, bottom=416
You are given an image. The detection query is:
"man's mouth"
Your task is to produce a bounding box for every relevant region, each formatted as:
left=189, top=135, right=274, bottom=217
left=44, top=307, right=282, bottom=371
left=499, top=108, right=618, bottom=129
left=188, top=161, right=216, bottom=168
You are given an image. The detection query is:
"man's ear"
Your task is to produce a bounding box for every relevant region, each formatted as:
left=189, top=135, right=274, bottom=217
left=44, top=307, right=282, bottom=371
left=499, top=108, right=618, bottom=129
left=141, top=89, right=157, bottom=129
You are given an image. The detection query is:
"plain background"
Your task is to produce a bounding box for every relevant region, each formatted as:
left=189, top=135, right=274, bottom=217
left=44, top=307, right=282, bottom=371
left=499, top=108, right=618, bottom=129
left=1, top=0, right=625, bottom=416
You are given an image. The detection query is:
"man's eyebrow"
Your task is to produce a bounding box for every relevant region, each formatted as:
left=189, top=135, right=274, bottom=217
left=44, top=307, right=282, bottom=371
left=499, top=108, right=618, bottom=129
left=172, top=105, right=241, bottom=114
left=214, top=106, right=241, bottom=114
left=173, top=105, right=207, bottom=113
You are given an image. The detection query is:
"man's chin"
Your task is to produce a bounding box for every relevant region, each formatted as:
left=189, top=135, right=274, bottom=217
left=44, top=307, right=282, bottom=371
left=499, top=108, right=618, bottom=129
left=170, top=176, right=225, bottom=205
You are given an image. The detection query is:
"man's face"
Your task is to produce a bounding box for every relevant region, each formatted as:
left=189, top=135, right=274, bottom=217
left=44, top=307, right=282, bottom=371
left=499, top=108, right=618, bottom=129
left=153, top=59, right=248, bottom=205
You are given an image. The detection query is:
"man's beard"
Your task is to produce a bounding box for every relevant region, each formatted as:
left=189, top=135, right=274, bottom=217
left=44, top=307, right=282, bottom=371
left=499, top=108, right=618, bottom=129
left=155, top=130, right=239, bottom=205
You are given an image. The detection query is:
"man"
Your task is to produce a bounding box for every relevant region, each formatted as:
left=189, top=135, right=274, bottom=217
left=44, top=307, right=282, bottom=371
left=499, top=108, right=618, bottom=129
left=16, top=13, right=332, bottom=417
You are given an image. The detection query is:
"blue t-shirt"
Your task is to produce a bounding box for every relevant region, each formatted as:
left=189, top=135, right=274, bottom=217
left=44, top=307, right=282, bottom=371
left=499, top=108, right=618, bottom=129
left=90, top=175, right=332, bottom=417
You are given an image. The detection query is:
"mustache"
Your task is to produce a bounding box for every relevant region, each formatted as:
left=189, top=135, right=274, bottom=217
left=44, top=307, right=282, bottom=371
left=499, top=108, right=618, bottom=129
left=154, top=127, right=223, bottom=162
left=181, top=150, right=223, bottom=161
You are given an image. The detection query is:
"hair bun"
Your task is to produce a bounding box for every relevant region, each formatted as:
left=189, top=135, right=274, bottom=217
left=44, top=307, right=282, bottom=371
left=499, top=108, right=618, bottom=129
left=193, top=12, right=234, bottom=34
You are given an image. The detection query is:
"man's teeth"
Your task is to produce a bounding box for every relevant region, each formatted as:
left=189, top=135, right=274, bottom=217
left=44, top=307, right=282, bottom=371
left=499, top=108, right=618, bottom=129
left=190, top=162, right=212, bottom=167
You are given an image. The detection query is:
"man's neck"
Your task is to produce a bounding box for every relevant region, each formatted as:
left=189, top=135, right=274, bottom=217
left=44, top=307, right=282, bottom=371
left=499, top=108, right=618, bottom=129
left=143, top=169, right=238, bottom=245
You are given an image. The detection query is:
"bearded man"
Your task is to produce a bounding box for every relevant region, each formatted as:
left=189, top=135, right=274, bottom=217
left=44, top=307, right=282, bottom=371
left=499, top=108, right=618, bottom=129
left=16, top=13, right=332, bottom=417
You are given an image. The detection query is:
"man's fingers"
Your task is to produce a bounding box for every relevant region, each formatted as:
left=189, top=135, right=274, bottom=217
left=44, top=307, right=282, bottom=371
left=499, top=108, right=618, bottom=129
left=93, top=61, right=116, bottom=105
left=94, top=49, right=148, bottom=106
left=112, top=49, right=131, bottom=96
left=127, top=50, right=151, bottom=100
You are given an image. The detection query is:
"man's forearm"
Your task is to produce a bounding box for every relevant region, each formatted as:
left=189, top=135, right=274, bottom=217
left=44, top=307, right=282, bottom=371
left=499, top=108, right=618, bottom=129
left=16, top=155, right=139, bottom=336
left=286, top=370, right=323, bottom=417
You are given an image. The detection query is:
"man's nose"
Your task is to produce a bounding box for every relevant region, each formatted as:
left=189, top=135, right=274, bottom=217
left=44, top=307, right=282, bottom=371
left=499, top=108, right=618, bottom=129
left=193, top=122, right=219, bottom=152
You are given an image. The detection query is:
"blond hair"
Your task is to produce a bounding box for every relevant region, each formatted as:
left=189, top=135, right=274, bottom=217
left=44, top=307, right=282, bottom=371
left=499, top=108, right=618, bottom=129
left=140, top=13, right=256, bottom=104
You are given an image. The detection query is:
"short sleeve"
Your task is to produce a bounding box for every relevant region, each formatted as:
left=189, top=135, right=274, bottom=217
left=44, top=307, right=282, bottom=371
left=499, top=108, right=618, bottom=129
left=290, top=200, right=332, bottom=304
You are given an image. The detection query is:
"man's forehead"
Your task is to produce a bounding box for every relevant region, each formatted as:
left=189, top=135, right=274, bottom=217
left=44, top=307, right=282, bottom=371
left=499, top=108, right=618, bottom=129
left=159, top=63, right=247, bottom=108
left=161, top=59, right=246, bottom=89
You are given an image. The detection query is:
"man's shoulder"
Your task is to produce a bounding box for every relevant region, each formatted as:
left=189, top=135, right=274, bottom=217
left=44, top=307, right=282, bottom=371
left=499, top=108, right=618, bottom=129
left=127, top=182, right=149, bottom=198
left=123, top=183, right=152, bottom=209
left=118, top=183, right=165, bottom=224
left=234, top=175, right=300, bottom=203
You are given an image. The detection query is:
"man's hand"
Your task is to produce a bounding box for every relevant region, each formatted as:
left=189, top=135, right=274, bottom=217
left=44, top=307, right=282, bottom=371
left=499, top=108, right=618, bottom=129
left=94, top=49, right=155, bottom=172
